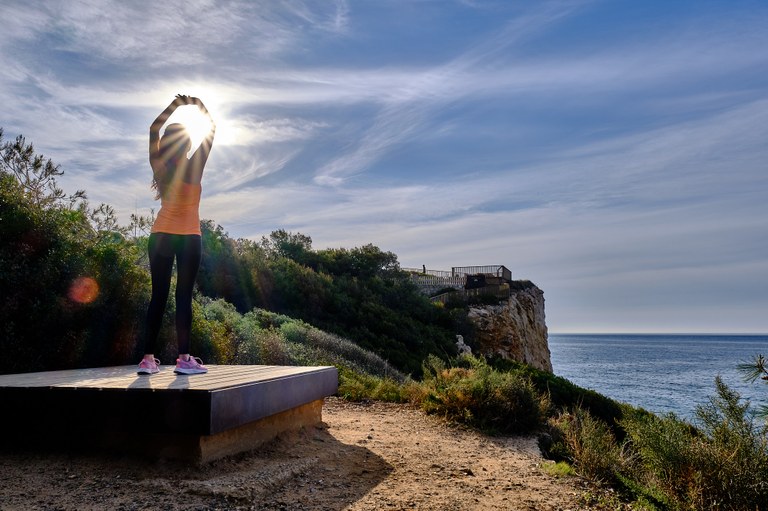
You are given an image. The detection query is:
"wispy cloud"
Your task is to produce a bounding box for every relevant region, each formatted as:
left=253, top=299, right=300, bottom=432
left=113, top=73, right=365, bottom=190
left=307, top=1, right=768, bottom=187
left=312, top=2, right=584, bottom=185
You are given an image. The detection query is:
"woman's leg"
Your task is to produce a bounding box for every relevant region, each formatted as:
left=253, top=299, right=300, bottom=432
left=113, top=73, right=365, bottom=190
left=174, top=235, right=202, bottom=356
left=143, top=233, right=175, bottom=355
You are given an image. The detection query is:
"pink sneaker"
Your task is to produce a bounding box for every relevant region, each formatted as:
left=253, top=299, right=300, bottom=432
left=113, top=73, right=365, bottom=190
left=137, top=357, right=160, bottom=375
left=174, top=356, right=208, bottom=375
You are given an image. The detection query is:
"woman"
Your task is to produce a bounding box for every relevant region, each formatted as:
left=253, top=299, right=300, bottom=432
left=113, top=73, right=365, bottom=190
left=138, top=95, right=215, bottom=375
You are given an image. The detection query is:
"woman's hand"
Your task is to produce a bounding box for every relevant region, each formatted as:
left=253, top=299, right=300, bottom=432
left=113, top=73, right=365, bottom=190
left=189, top=97, right=213, bottom=119
left=187, top=96, right=204, bottom=108
left=175, top=95, right=209, bottom=111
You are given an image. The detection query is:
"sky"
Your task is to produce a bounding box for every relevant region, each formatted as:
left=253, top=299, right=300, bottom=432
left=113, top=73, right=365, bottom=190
left=1, top=0, right=766, bottom=334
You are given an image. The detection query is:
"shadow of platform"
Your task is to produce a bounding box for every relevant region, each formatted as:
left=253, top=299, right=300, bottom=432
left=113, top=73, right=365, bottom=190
left=0, top=423, right=393, bottom=510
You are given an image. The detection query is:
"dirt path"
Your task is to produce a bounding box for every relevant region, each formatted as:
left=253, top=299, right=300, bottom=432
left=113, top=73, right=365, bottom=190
left=0, top=398, right=599, bottom=510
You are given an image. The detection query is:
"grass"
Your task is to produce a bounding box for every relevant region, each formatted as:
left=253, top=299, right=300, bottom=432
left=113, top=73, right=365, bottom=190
left=547, top=407, right=623, bottom=483
left=541, top=461, right=576, bottom=478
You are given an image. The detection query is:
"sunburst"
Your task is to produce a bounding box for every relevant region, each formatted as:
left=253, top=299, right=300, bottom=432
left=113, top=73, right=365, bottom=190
left=169, top=105, right=216, bottom=151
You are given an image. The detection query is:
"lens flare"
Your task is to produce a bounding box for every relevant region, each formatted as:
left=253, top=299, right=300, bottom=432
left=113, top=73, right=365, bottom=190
left=170, top=106, right=215, bottom=151
left=68, top=276, right=99, bottom=304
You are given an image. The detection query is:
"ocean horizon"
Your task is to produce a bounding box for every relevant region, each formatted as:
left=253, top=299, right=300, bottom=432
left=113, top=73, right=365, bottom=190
left=548, top=333, right=768, bottom=421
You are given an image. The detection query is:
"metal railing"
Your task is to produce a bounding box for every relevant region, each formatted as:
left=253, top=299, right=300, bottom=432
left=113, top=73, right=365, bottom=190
left=451, top=265, right=511, bottom=281
left=403, top=267, right=455, bottom=278
left=404, top=265, right=511, bottom=281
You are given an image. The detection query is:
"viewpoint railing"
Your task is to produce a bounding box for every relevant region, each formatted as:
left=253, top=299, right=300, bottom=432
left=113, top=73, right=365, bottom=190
left=404, top=265, right=514, bottom=303
left=404, top=265, right=511, bottom=281
left=451, top=265, right=511, bottom=281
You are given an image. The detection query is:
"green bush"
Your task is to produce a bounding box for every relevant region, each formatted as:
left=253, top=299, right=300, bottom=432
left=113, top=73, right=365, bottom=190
left=540, top=461, right=576, bottom=478
left=337, top=368, right=412, bottom=402
left=622, top=377, right=768, bottom=510
left=419, top=355, right=548, bottom=434
left=0, top=173, right=150, bottom=373
left=280, top=321, right=406, bottom=381
left=194, top=225, right=463, bottom=377
left=490, top=356, right=629, bottom=438
left=548, top=407, right=624, bottom=482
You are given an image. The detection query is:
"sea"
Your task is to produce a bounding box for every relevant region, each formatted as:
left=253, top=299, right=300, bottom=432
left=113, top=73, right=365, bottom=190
left=548, top=334, right=768, bottom=422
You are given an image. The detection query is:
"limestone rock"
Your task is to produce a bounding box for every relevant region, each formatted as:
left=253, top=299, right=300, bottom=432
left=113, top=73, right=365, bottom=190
left=466, top=285, right=552, bottom=372
left=456, top=335, right=472, bottom=356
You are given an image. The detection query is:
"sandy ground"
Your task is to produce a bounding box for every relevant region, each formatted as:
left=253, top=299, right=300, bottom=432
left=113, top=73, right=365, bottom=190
left=0, top=398, right=609, bottom=510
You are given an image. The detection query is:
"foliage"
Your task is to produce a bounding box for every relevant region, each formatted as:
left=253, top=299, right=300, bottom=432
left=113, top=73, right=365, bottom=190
left=540, top=461, right=576, bottom=478
left=547, top=407, right=624, bottom=482
left=417, top=355, right=549, bottom=434
left=186, top=298, right=407, bottom=382
left=621, top=377, right=768, bottom=510
left=260, top=229, right=314, bottom=265
left=0, top=129, right=86, bottom=209
left=0, top=131, right=150, bottom=373
left=195, top=223, right=461, bottom=376
left=738, top=353, right=768, bottom=419
left=738, top=353, right=768, bottom=383
left=280, top=321, right=406, bottom=381
left=197, top=220, right=265, bottom=312
left=538, top=376, right=768, bottom=510
left=337, top=368, right=416, bottom=403
left=489, top=356, right=629, bottom=437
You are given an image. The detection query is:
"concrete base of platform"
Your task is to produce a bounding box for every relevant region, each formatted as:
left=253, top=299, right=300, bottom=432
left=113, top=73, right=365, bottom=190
left=92, top=398, right=324, bottom=464
left=0, top=398, right=325, bottom=464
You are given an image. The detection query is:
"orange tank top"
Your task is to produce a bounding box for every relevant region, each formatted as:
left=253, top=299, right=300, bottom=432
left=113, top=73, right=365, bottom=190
left=152, top=181, right=202, bottom=235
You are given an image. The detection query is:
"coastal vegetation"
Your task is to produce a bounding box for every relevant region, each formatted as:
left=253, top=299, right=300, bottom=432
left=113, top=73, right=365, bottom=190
left=2, top=129, right=767, bottom=509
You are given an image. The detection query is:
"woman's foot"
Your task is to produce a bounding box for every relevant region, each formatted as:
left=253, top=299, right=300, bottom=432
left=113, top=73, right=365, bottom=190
left=174, top=355, right=208, bottom=375
left=137, top=357, right=161, bottom=375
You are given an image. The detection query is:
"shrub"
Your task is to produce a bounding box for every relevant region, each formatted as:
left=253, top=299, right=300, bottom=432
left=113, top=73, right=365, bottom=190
left=337, top=368, right=412, bottom=402
left=622, top=377, right=768, bottom=510
left=280, top=321, right=406, bottom=381
left=548, top=407, right=623, bottom=482
left=257, top=328, right=293, bottom=365
left=419, top=355, right=549, bottom=434
left=490, top=356, right=629, bottom=438
left=0, top=173, right=150, bottom=372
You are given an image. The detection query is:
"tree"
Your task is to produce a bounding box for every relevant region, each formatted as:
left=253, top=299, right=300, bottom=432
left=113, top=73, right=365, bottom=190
left=197, top=220, right=263, bottom=312
left=738, top=354, right=768, bottom=419
left=261, top=229, right=313, bottom=264
left=1, top=129, right=151, bottom=373
left=0, top=128, right=85, bottom=209
left=316, top=244, right=400, bottom=278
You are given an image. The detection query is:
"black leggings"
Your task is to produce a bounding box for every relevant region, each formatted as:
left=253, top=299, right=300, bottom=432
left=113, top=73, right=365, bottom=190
left=143, top=233, right=202, bottom=356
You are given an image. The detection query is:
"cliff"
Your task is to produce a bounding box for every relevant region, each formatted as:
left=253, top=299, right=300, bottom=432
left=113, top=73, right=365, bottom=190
left=466, top=284, right=552, bottom=372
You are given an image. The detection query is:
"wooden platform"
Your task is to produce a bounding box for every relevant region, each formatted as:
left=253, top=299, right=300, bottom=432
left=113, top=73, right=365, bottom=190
left=0, top=364, right=338, bottom=462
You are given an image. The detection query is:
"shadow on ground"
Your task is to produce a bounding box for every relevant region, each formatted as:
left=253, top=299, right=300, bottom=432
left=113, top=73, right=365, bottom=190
left=0, top=423, right=392, bottom=510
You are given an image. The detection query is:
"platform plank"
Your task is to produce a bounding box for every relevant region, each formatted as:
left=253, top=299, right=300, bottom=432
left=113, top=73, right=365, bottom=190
left=0, top=364, right=326, bottom=391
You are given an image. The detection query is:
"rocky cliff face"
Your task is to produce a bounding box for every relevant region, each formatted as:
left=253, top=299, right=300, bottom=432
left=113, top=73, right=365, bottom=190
left=466, top=285, right=552, bottom=372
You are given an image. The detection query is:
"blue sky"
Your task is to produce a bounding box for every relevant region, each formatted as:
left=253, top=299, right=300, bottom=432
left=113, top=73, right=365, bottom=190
left=1, top=0, right=766, bottom=334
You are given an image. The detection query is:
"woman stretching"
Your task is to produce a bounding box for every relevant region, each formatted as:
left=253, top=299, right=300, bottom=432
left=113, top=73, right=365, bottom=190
left=138, top=95, right=215, bottom=375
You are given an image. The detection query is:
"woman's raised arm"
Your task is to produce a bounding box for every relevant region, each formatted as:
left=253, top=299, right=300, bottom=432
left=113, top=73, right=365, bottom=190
left=149, top=95, right=186, bottom=170
left=188, top=97, right=216, bottom=173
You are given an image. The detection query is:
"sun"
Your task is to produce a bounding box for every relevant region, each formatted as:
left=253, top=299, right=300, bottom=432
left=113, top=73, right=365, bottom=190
left=158, top=87, right=240, bottom=147
left=169, top=105, right=216, bottom=151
